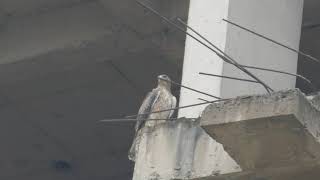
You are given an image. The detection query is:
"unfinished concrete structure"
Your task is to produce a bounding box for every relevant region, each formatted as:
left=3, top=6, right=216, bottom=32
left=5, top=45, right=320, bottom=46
left=0, top=0, right=320, bottom=179
left=195, top=89, right=320, bottom=179
left=133, top=89, right=320, bottom=180
left=131, top=0, right=320, bottom=180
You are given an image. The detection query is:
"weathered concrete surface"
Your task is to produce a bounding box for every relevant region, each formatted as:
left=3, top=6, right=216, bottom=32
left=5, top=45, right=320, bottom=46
left=307, top=92, right=320, bottom=111
left=179, top=164, right=320, bottom=180
left=132, top=118, right=241, bottom=180
left=201, top=89, right=320, bottom=171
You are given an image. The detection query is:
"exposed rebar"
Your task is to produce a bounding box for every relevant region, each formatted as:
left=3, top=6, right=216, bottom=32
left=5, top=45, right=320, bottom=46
left=223, top=18, right=320, bottom=64
left=160, top=78, right=221, bottom=100
left=135, top=0, right=273, bottom=94
left=198, top=98, right=211, bottom=102
left=199, top=72, right=259, bottom=83
left=176, top=18, right=316, bottom=92
left=99, top=118, right=196, bottom=123
left=126, top=98, right=230, bottom=118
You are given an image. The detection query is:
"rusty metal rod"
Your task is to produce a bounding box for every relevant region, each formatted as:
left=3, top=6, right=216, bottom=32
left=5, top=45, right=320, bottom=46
left=161, top=78, right=221, bottom=100
left=99, top=118, right=196, bottom=123
left=199, top=72, right=259, bottom=83
left=241, top=65, right=317, bottom=91
left=176, top=18, right=316, bottom=92
left=125, top=98, right=230, bottom=118
left=223, top=18, right=320, bottom=64
left=135, top=0, right=273, bottom=94
left=198, top=98, right=211, bottom=102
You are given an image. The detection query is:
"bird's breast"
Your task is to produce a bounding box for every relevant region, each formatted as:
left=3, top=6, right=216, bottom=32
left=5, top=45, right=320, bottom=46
left=145, top=90, right=173, bottom=127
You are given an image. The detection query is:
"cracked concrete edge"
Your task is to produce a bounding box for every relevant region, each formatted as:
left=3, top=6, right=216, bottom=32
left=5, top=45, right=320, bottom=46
left=307, top=92, right=320, bottom=111
left=174, top=163, right=320, bottom=180
left=200, top=89, right=320, bottom=143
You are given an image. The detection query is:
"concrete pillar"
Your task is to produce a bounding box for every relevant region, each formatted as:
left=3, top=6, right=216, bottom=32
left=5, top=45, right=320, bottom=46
left=178, top=0, right=304, bottom=118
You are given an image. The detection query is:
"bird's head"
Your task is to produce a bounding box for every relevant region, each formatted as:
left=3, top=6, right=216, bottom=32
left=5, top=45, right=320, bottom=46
left=157, top=74, right=172, bottom=89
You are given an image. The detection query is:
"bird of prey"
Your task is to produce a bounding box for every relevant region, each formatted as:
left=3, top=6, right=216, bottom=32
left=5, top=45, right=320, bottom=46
left=128, top=74, right=177, bottom=161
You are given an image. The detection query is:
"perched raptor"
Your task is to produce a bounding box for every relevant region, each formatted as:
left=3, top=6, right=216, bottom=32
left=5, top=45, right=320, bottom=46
left=128, top=74, right=177, bottom=161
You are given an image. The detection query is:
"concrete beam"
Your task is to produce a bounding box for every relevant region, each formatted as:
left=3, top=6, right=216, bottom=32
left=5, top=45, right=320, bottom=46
left=201, top=89, right=320, bottom=171
left=177, top=164, right=320, bottom=180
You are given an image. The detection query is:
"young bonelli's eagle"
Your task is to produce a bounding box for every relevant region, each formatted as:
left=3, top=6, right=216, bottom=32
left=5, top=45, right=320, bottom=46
left=128, top=74, right=177, bottom=161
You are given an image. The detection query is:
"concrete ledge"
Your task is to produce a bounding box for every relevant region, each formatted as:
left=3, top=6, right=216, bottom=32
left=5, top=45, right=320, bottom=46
left=180, top=164, right=320, bottom=180
left=200, top=89, right=320, bottom=170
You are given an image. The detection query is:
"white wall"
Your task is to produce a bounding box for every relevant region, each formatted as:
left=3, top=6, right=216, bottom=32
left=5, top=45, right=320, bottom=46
left=179, top=0, right=304, bottom=118
left=178, top=0, right=230, bottom=118
left=222, top=0, right=303, bottom=98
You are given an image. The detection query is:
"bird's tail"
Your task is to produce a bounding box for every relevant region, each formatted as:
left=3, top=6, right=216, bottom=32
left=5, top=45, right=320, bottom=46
left=128, top=140, right=136, bottom=161
left=128, top=133, right=140, bottom=161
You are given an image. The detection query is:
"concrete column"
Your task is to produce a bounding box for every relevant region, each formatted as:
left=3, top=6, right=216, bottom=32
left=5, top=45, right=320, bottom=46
left=178, top=0, right=304, bottom=118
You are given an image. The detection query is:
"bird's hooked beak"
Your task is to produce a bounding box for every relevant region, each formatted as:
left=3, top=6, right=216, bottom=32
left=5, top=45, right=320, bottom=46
left=158, top=74, right=171, bottom=82
left=157, top=74, right=172, bottom=89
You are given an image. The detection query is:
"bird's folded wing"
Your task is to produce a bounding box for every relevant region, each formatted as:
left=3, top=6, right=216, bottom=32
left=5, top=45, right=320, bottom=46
left=135, top=89, right=160, bottom=131
left=168, top=96, right=177, bottom=118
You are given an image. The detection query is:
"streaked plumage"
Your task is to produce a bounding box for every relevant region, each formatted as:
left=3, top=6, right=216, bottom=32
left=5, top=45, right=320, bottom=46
left=128, top=74, right=177, bottom=161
